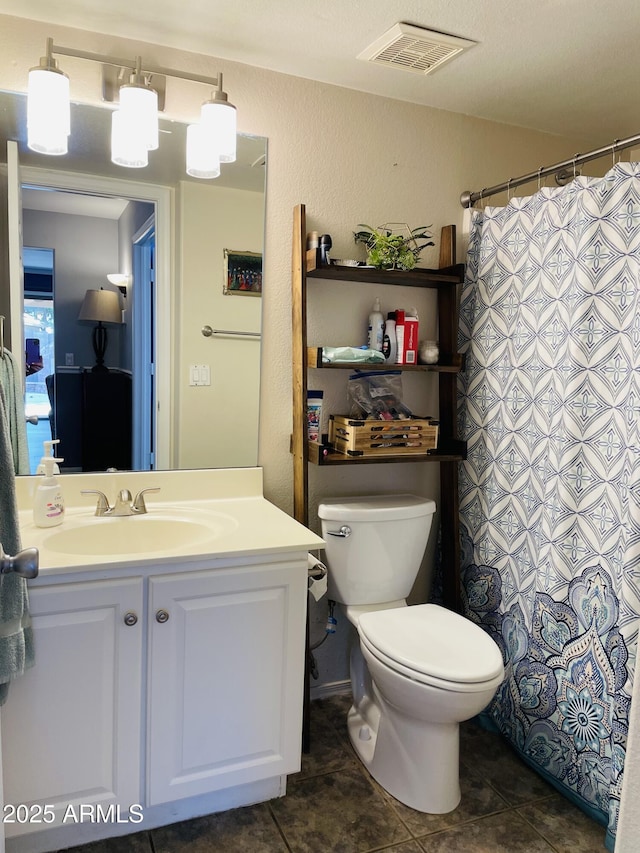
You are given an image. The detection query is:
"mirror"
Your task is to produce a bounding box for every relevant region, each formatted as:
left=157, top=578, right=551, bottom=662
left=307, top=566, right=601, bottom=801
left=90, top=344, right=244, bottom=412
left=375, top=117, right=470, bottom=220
left=0, top=90, right=267, bottom=474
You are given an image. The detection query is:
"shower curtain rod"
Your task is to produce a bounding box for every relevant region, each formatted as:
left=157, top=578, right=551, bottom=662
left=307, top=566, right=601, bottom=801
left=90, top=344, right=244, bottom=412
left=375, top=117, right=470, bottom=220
left=459, top=132, right=640, bottom=207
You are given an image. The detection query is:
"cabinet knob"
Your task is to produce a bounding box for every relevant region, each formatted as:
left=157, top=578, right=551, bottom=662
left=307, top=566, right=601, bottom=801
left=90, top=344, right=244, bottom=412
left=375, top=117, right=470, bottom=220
left=123, top=611, right=138, bottom=626
left=155, top=609, right=170, bottom=624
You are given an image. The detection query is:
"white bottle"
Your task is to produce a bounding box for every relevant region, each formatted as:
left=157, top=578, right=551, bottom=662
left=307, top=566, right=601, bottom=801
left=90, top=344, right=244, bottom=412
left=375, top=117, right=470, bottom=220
left=33, top=456, right=65, bottom=528
left=382, top=312, right=397, bottom=364
left=367, top=297, right=385, bottom=351
left=36, top=439, right=62, bottom=475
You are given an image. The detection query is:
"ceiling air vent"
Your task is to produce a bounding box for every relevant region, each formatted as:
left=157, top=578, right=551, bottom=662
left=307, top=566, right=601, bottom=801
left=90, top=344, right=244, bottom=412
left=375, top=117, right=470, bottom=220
left=357, top=22, right=476, bottom=75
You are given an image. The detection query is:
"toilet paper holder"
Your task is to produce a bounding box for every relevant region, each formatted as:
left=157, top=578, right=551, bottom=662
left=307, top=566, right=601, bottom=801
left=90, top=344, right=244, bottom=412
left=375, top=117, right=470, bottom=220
left=308, top=557, right=327, bottom=582
left=307, top=554, right=328, bottom=602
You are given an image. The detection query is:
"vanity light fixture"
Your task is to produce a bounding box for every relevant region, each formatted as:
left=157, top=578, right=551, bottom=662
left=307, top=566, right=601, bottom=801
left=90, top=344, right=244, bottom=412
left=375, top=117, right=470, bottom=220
left=111, top=108, right=149, bottom=169
left=27, top=37, right=236, bottom=178
left=27, top=39, right=70, bottom=155
left=186, top=123, right=221, bottom=179
left=186, top=74, right=236, bottom=177
left=199, top=74, right=237, bottom=163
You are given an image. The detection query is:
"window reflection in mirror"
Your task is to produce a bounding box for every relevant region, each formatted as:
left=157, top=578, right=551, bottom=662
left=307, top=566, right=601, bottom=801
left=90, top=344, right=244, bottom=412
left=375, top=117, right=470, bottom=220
left=23, top=247, right=55, bottom=473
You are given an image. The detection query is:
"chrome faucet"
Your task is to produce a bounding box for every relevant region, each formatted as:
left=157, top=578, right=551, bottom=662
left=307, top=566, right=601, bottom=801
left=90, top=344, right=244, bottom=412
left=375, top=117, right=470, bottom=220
left=81, top=487, right=160, bottom=517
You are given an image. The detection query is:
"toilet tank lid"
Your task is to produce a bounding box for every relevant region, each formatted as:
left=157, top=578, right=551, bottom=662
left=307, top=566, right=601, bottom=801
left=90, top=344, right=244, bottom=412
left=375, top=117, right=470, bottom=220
left=318, top=494, right=436, bottom=522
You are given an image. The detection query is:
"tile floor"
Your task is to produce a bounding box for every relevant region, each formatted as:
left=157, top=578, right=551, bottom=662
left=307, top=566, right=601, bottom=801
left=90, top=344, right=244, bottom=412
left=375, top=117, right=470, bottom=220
left=66, top=694, right=608, bottom=853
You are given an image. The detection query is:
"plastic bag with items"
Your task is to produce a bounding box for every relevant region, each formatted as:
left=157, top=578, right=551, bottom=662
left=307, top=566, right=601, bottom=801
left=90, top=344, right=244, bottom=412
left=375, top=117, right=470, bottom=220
left=347, top=370, right=413, bottom=420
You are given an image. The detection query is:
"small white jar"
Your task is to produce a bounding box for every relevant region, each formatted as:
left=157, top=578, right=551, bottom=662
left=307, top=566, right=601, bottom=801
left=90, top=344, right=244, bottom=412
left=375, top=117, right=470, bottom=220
left=418, top=340, right=439, bottom=364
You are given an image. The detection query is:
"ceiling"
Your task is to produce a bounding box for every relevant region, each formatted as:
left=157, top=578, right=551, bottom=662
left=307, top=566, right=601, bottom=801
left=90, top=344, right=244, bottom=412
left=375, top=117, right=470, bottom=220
left=3, top=0, right=640, bottom=146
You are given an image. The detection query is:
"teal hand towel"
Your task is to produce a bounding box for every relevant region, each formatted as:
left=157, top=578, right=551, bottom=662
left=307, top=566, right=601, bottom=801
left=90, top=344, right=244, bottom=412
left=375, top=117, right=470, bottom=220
left=0, top=348, right=30, bottom=475
left=0, top=382, right=34, bottom=704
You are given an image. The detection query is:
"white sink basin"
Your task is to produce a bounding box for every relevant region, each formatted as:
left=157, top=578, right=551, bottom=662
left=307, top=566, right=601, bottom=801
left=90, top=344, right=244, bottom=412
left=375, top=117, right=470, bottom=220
left=41, top=511, right=237, bottom=557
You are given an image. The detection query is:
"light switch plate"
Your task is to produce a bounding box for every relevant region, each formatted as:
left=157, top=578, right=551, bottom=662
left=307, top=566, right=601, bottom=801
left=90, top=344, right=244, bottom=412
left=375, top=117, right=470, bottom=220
left=189, top=364, right=211, bottom=386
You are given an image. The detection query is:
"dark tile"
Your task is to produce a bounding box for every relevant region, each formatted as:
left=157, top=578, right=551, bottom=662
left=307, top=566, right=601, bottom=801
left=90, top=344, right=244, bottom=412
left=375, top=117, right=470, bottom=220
left=310, top=694, right=352, bottom=729
left=518, top=792, right=608, bottom=852
left=415, top=811, right=557, bottom=853
left=376, top=762, right=510, bottom=836
left=60, top=832, right=152, bottom=853
left=270, top=765, right=410, bottom=853
left=295, top=697, right=359, bottom=781
left=459, top=721, right=554, bottom=806
left=150, top=803, right=288, bottom=853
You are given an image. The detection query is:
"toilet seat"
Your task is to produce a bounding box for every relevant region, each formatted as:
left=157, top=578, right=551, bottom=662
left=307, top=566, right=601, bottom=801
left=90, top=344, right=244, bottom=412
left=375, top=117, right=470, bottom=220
left=357, top=604, right=504, bottom=692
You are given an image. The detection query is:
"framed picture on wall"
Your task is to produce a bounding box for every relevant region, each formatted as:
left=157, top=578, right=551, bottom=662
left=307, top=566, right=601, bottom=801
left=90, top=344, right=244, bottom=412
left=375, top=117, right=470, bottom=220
left=223, top=249, right=263, bottom=296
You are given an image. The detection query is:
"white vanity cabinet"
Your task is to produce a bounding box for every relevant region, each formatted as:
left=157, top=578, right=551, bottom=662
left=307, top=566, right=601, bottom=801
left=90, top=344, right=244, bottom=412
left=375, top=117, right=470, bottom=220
left=147, top=559, right=307, bottom=804
left=1, top=553, right=308, bottom=852
left=1, top=577, right=144, bottom=835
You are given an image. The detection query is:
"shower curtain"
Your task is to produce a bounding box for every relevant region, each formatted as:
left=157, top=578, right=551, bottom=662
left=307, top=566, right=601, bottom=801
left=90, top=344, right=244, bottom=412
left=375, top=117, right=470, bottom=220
left=458, top=162, right=640, bottom=850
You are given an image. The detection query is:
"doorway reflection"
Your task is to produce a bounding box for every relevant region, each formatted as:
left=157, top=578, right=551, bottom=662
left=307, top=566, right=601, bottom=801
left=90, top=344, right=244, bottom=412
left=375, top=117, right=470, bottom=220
left=23, top=247, right=54, bottom=473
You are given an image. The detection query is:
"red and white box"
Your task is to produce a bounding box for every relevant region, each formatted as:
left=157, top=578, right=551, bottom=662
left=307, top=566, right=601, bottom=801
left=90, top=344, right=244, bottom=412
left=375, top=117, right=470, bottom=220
left=404, top=314, right=419, bottom=365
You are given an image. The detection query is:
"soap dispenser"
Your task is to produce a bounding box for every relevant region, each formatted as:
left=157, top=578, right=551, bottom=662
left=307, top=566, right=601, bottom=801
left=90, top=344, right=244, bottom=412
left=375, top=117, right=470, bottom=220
left=36, top=439, right=62, bottom=475
left=33, top=456, right=65, bottom=528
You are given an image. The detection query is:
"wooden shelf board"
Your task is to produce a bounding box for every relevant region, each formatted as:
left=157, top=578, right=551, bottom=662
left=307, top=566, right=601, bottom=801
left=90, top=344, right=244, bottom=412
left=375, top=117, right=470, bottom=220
left=306, top=347, right=464, bottom=372
left=306, top=263, right=465, bottom=288
left=307, top=439, right=466, bottom=466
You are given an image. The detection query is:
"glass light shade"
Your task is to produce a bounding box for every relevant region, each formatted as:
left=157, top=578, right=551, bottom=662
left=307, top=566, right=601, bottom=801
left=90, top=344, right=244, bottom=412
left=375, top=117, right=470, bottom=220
left=106, top=273, right=130, bottom=287
left=119, top=84, right=159, bottom=151
left=200, top=100, right=237, bottom=163
left=111, top=109, right=148, bottom=168
left=27, top=67, right=70, bottom=155
left=186, top=124, right=221, bottom=179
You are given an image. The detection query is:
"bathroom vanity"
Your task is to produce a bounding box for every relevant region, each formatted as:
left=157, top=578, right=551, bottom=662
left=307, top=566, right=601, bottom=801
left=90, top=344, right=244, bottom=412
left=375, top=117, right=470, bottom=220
left=3, top=468, right=323, bottom=853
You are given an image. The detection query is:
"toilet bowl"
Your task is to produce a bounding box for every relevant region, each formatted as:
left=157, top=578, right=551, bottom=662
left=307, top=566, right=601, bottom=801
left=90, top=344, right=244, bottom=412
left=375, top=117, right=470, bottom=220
left=352, top=603, right=504, bottom=812
left=318, top=495, right=505, bottom=814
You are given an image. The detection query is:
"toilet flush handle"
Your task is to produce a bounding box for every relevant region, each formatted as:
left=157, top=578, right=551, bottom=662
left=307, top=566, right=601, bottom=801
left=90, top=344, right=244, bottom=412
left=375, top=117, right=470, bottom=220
left=326, top=525, right=351, bottom=538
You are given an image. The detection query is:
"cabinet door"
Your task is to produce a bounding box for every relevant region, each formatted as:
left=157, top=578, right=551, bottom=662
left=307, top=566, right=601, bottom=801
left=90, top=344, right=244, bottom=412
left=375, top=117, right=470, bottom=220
left=1, top=577, right=143, bottom=835
left=147, top=560, right=306, bottom=805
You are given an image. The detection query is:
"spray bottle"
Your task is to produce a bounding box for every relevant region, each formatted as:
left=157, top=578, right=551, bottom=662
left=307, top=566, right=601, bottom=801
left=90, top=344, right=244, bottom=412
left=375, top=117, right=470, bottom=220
left=367, top=297, right=385, bottom=351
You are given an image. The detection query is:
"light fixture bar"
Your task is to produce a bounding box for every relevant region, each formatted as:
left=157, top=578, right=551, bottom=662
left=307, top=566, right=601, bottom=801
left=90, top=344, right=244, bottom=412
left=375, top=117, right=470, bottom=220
left=49, top=42, right=223, bottom=90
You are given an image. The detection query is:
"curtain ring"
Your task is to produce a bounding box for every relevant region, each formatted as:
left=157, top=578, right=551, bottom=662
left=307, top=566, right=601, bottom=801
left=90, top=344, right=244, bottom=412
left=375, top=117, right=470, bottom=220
left=507, top=178, right=512, bottom=201
left=573, top=154, right=579, bottom=178
left=537, top=167, right=543, bottom=191
left=612, top=139, right=620, bottom=166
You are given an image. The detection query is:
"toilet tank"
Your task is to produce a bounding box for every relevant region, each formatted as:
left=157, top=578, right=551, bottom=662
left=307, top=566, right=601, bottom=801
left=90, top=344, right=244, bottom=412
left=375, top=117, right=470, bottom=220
left=318, top=494, right=436, bottom=606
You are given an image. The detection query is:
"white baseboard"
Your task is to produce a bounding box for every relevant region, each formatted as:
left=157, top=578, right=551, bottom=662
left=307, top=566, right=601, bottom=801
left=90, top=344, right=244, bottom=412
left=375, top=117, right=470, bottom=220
left=309, top=679, right=351, bottom=701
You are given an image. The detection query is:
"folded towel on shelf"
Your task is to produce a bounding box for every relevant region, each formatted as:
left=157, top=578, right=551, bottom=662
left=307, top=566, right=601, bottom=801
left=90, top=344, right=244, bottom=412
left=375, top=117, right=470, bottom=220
left=0, top=348, right=29, bottom=475
left=322, top=346, right=385, bottom=364
left=0, top=384, right=34, bottom=704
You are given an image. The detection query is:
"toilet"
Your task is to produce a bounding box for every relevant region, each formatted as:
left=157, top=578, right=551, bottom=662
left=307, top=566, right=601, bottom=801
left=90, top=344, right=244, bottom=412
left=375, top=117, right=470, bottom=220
left=318, top=494, right=504, bottom=814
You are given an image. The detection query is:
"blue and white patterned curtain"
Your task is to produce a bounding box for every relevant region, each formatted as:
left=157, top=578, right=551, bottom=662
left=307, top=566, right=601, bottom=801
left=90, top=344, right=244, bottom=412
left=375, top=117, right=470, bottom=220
left=458, top=162, right=640, bottom=850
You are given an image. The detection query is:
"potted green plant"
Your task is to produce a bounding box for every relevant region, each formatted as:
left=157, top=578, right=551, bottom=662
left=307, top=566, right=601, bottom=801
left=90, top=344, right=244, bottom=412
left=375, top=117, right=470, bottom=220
left=353, top=223, right=434, bottom=270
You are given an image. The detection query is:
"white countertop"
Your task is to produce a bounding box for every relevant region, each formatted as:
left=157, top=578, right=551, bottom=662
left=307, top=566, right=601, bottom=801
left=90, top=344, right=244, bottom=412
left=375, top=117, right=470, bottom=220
left=16, top=468, right=324, bottom=576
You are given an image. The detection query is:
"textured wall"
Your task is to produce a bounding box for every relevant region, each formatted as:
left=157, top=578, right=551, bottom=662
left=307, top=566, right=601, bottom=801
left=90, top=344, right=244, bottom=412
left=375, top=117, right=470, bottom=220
left=1, top=13, right=595, bottom=687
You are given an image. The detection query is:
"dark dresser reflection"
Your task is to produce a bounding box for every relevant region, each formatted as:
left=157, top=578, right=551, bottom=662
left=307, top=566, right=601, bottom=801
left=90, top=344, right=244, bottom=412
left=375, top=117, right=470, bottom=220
left=48, top=370, right=132, bottom=471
